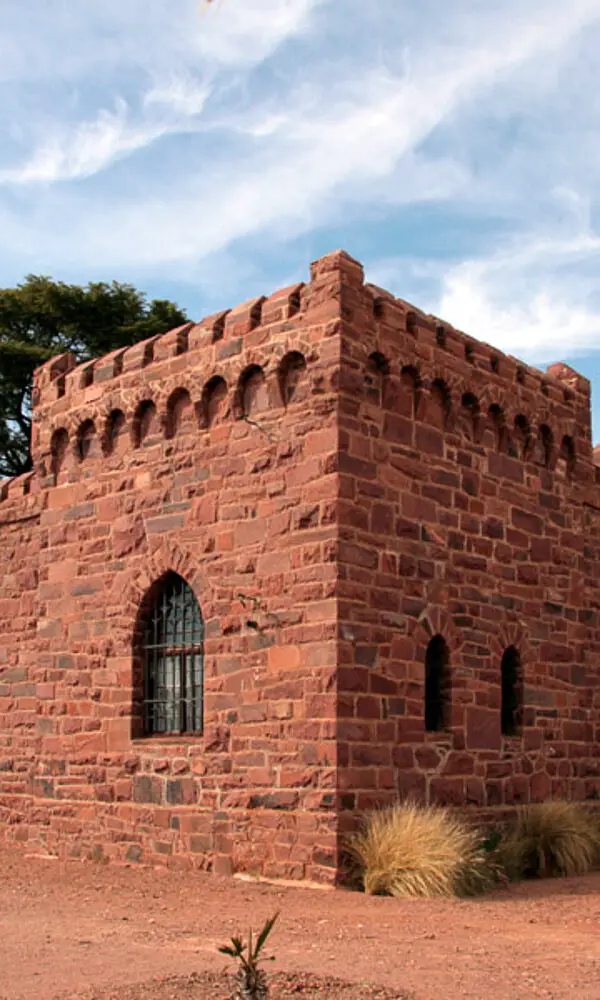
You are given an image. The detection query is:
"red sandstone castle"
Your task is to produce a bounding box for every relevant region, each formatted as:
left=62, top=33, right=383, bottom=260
left=1, top=250, right=599, bottom=882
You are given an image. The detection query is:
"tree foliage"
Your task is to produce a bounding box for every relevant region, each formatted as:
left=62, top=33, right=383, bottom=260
left=0, top=275, right=188, bottom=478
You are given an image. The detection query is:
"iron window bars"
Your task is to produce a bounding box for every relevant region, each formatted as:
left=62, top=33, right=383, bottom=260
left=143, top=572, right=204, bottom=736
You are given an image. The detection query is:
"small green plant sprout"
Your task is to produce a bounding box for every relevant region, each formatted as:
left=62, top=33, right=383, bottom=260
left=219, top=911, right=279, bottom=1000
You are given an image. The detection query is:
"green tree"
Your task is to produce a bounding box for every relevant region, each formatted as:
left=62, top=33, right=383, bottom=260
left=0, top=275, right=189, bottom=478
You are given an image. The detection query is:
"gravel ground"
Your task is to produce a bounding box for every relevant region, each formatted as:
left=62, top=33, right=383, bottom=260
left=0, top=846, right=599, bottom=1000
left=54, top=971, right=410, bottom=1000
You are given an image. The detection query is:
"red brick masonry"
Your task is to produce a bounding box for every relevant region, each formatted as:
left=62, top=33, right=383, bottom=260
left=1, top=251, right=599, bottom=882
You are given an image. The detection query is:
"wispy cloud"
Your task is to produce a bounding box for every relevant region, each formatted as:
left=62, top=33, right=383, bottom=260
left=0, top=101, right=170, bottom=184
left=436, top=229, right=600, bottom=362
left=2, top=0, right=600, bottom=377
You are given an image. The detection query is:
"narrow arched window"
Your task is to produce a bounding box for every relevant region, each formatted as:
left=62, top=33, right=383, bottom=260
left=501, top=646, right=522, bottom=736
left=141, top=573, right=204, bottom=736
left=424, top=634, right=450, bottom=732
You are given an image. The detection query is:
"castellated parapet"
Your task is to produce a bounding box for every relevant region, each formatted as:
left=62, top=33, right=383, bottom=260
left=1, top=250, right=599, bottom=883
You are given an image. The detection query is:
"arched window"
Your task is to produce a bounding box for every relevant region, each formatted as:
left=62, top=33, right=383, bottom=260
left=140, top=573, right=204, bottom=736
left=501, top=646, right=522, bottom=737
left=424, top=634, right=450, bottom=732
left=50, top=428, right=69, bottom=478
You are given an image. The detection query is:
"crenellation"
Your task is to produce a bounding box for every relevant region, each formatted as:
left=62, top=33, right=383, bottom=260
left=1, top=249, right=599, bottom=881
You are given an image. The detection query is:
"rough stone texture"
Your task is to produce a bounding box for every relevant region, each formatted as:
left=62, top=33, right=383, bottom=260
left=0, top=250, right=599, bottom=882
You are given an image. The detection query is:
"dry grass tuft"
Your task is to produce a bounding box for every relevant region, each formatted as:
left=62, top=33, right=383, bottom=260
left=346, top=801, right=499, bottom=898
left=497, top=801, right=600, bottom=880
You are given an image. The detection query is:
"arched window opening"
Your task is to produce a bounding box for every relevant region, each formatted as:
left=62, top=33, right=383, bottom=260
left=501, top=646, right=522, bottom=737
left=77, top=419, right=97, bottom=461
left=557, top=435, right=576, bottom=481
left=50, top=428, right=69, bottom=478
left=132, top=400, right=158, bottom=448
left=279, top=351, right=307, bottom=406
left=460, top=392, right=480, bottom=441
left=365, top=351, right=390, bottom=406
left=532, top=424, right=553, bottom=467
left=138, top=572, right=204, bottom=736
left=104, top=409, right=126, bottom=456
left=425, top=634, right=450, bottom=732
left=428, top=378, right=452, bottom=430
left=488, top=404, right=507, bottom=453
left=400, top=365, right=421, bottom=419
left=200, top=375, right=228, bottom=428
left=165, top=388, right=193, bottom=439
left=511, top=414, right=531, bottom=459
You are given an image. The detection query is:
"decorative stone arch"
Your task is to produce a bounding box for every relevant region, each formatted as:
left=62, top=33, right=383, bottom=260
left=410, top=607, right=463, bottom=732
left=454, top=379, right=483, bottom=442
left=97, top=399, right=128, bottom=456
left=198, top=373, right=229, bottom=429
left=489, top=620, right=531, bottom=670
left=161, top=375, right=199, bottom=414
left=127, top=540, right=216, bottom=629
left=489, top=620, right=530, bottom=734
left=411, top=605, right=464, bottom=658
left=129, top=395, right=161, bottom=447
left=417, top=368, right=458, bottom=426
left=269, top=334, right=312, bottom=366
left=530, top=418, right=556, bottom=469
left=480, top=385, right=513, bottom=413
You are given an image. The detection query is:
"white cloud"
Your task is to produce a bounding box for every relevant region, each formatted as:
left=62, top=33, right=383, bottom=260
left=2, top=0, right=600, bottom=378
left=144, top=78, right=212, bottom=118
left=0, top=0, right=330, bottom=185
left=436, top=231, right=600, bottom=361
left=190, top=0, right=330, bottom=66
left=3, top=0, right=595, bottom=261
left=0, top=101, right=172, bottom=185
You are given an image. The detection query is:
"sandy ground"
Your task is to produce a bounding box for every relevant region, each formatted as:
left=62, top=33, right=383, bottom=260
left=0, top=846, right=598, bottom=1000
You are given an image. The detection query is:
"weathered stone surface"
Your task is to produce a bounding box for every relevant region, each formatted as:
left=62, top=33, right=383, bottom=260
left=0, top=249, right=598, bottom=883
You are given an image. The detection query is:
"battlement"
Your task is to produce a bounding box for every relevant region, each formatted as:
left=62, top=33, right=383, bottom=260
left=3, top=248, right=594, bottom=505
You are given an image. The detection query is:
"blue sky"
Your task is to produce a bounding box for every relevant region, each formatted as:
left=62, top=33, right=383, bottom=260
left=3, top=0, right=600, bottom=439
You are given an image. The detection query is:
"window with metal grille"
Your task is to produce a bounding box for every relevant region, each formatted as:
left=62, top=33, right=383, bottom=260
left=142, top=572, right=204, bottom=736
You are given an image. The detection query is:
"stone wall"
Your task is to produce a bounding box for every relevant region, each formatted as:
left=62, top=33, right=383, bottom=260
left=0, top=255, right=346, bottom=881
left=335, top=254, right=600, bottom=832
left=1, top=249, right=599, bottom=882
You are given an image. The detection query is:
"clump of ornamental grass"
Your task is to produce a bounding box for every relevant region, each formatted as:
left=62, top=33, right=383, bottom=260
left=346, top=801, right=500, bottom=899
left=496, top=801, right=600, bottom=880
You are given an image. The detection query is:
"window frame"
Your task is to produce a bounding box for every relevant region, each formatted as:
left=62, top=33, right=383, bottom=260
left=138, top=572, right=204, bottom=738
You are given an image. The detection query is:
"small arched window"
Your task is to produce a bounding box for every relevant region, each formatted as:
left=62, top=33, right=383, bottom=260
left=279, top=351, right=307, bottom=406
left=140, top=573, right=204, bottom=736
left=501, top=646, right=522, bottom=737
left=50, top=428, right=69, bottom=478
left=104, top=409, right=126, bottom=456
left=201, top=375, right=228, bottom=428
left=77, top=419, right=97, bottom=461
left=365, top=351, right=390, bottom=406
left=424, top=634, right=450, bottom=732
